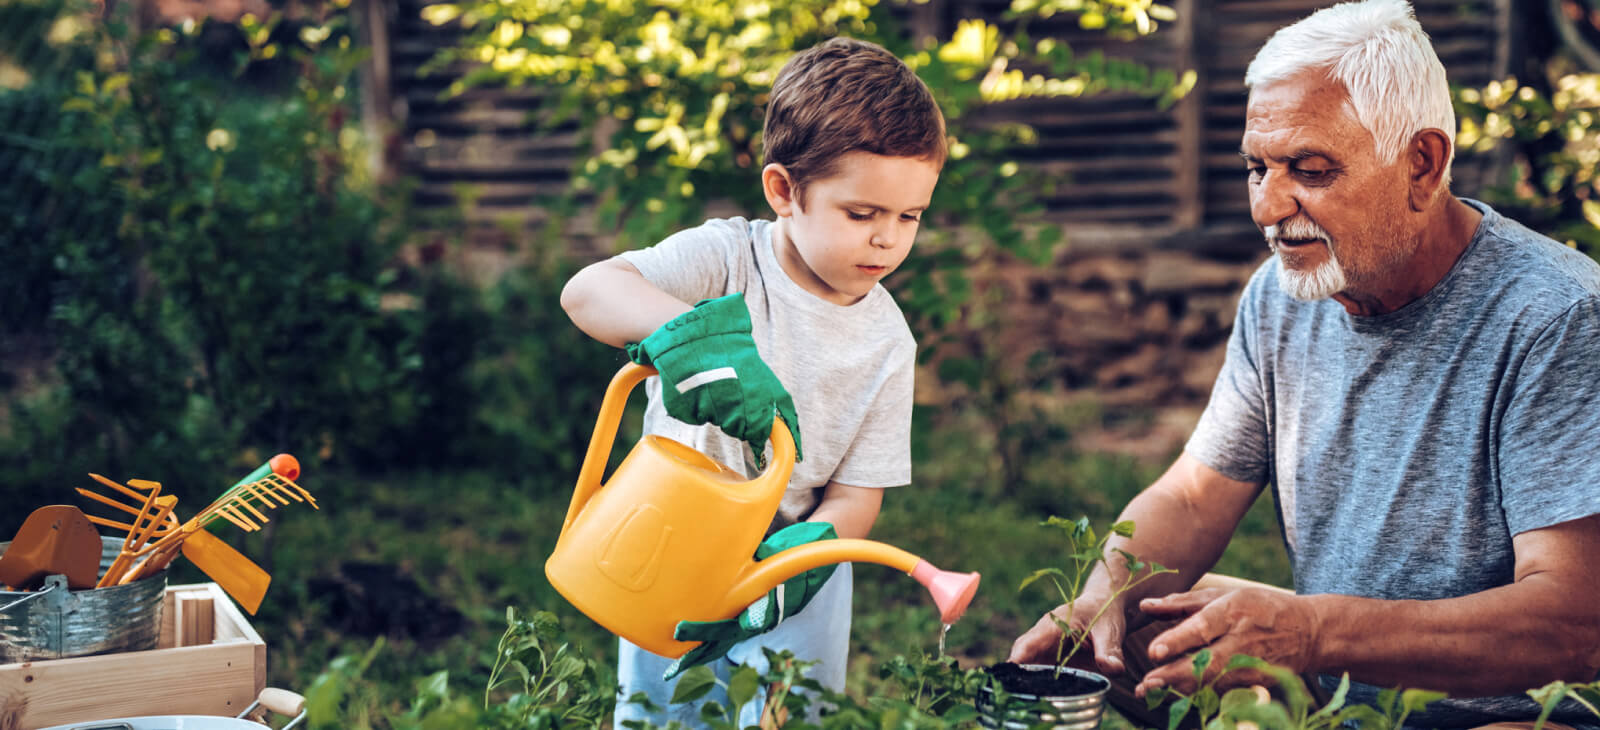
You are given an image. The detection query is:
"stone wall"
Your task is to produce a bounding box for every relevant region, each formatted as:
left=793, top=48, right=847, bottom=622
left=911, top=244, right=1270, bottom=458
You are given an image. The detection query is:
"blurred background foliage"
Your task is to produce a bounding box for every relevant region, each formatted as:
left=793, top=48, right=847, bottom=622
left=1, top=0, right=1597, bottom=725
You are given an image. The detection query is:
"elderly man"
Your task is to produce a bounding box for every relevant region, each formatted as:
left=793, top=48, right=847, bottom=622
left=1009, top=1, right=1600, bottom=728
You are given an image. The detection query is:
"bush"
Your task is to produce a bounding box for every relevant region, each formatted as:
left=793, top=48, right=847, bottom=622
left=0, top=4, right=427, bottom=518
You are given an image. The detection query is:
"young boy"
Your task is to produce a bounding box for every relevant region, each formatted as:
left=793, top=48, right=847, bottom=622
left=560, top=36, right=946, bottom=727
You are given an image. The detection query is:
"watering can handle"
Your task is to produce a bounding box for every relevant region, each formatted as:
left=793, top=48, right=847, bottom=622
left=560, top=362, right=798, bottom=533
left=562, top=362, right=655, bottom=533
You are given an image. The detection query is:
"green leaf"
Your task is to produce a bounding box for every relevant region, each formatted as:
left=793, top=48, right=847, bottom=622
left=1309, top=673, right=1351, bottom=719
left=670, top=665, right=717, bottom=704
left=1224, top=654, right=1264, bottom=671
left=727, top=665, right=761, bottom=711
left=1191, top=648, right=1212, bottom=683
left=1193, top=686, right=1219, bottom=721
left=1165, top=696, right=1192, bottom=730
left=1400, top=688, right=1446, bottom=714
left=1110, top=520, right=1136, bottom=538
left=416, top=669, right=450, bottom=700
left=1018, top=567, right=1068, bottom=592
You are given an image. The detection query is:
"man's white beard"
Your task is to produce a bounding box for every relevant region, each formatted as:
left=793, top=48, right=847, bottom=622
left=1266, top=221, right=1347, bottom=301
left=1277, top=255, right=1347, bottom=300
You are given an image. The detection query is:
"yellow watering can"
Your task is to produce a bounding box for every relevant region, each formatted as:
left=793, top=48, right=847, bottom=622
left=545, top=362, right=981, bottom=659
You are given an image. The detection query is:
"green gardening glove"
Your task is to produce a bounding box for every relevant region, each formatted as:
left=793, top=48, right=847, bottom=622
left=662, top=522, right=839, bottom=679
left=626, top=293, right=803, bottom=465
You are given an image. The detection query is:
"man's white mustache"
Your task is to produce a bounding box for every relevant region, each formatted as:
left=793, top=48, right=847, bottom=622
left=1264, top=219, right=1329, bottom=244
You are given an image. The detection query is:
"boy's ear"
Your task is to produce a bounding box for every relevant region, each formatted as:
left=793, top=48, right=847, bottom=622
left=762, top=163, right=797, bottom=217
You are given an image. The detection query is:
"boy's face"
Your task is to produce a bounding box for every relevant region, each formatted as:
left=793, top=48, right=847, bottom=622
left=764, top=151, right=940, bottom=307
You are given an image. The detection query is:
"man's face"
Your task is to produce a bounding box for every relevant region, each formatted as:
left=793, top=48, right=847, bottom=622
left=1241, top=73, right=1418, bottom=301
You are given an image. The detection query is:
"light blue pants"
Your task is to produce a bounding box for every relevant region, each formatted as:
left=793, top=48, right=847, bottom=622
left=613, top=563, right=853, bottom=728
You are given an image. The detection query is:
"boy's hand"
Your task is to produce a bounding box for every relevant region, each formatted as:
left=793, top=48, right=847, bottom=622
left=662, top=522, right=838, bottom=679
left=627, top=292, right=803, bottom=464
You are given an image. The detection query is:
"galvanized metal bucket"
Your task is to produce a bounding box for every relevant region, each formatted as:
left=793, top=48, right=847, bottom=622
left=976, top=664, right=1110, bottom=730
left=0, top=536, right=166, bottom=663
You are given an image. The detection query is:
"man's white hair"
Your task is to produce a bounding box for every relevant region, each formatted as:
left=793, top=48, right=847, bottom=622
left=1244, top=0, right=1454, bottom=179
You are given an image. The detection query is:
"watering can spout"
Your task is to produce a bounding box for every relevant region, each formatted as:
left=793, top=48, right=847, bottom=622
left=724, top=539, right=981, bottom=625
left=911, top=560, right=981, bottom=624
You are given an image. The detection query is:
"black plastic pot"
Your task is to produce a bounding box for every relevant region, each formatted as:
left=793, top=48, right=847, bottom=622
left=976, top=662, right=1110, bottom=730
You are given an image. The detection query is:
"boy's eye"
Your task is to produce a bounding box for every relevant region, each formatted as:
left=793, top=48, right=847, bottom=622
left=846, top=210, right=874, bottom=221
left=900, top=213, right=921, bottom=222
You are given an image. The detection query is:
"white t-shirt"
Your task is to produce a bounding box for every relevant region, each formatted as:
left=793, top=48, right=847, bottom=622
left=618, top=217, right=915, bottom=525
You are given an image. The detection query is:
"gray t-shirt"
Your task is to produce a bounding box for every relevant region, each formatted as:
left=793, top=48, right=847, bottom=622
left=1187, top=200, right=1600, bottom=728
left=618, top=217, right=915, bottom=526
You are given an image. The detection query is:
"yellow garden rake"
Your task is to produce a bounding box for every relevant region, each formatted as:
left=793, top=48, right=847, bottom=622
left=76, top=455, right=317, bottom=614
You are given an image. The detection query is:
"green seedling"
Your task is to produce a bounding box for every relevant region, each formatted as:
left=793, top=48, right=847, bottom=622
left=1146, top=649, right=1446, bottom=730
left=1018, top=516, right=1177, bottom=674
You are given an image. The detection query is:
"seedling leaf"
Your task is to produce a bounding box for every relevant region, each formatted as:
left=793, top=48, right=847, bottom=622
left=1166, top=696, right=1192, bottom=730
left=1309, top=673, right=1352, bottom=720
left=671, top=665, right=717, bottom=704
left=1191, top=648, right=1213, bottom=682
left=727, top=665, right=761, bottom=711
left=1401, top=688, right=1447, bottom=714
left=1018, top=567, right=1068, bottom=592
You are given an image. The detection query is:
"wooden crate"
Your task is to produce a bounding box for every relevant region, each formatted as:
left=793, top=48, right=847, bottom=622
left=0, top=582, right=265, bottom=728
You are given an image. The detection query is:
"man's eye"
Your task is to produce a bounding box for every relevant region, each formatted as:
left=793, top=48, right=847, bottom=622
left=1246, top=165, right=1266, bottom=179
left=1295, top=168, right=1333, bottom=182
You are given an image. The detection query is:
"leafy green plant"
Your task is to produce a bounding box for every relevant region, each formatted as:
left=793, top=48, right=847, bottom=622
left=1018, top=516, right=1176, bottom=673
left=419, top=0, right=1190, bottom=252
left=0, top=0, right=440, bottom=511
left=1455, top=71, right=1600, bottom=256
left=301, top=608, right=615, bottom=729
left=1528, top=679, right=1600, bottom=730
left=875, top=652, right=989, bottom=722
left=1145, top=649, right=1444, bottom=730
left=481, top=607, right=613, bottom=727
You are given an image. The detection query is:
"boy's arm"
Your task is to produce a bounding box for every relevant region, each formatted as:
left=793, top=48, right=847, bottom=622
left=560, top=257, right=691, bottom=348
left=807, top=482, right=884, bottom=539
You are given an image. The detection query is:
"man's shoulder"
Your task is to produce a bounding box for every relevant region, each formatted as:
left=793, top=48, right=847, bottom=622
left=1468, top=201, right=1600, bottom=313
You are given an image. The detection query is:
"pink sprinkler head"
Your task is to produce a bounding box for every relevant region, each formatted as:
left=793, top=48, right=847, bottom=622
left=911, top=560, right=981, bottom=624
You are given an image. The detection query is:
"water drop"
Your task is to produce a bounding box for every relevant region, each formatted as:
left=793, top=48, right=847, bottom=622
left=938, top=622, right=952, bottom=656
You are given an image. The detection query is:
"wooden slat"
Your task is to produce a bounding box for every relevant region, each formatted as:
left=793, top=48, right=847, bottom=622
left=382, top=0, right=1506, bottom=249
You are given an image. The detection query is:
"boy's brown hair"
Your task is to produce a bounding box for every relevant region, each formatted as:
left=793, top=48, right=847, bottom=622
left=762, top=37, right=947, bottom=208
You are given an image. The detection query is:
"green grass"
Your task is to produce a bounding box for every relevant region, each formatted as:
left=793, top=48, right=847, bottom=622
left=185, top=402, right=1290, bottom=725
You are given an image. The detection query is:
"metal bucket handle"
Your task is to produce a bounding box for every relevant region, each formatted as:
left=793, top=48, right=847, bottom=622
left=0, top=574, right=72, bottom=613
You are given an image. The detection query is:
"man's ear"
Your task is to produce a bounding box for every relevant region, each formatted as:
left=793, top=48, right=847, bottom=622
left=1407, top=128, right=1453, bottom=211
left=763, top=163, right=797, bottom=217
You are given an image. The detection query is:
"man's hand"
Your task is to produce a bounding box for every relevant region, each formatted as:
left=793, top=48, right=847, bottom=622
left=627, top=292, right=803, bottom=464
left=1008, top=593, right=1131, bottom=677
left=1134, top=587, right=1321, bottom=696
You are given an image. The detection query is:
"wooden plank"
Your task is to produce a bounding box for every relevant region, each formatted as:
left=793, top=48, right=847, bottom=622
left=0, top=583, right=263, bottom=728
left=174, top=588, right=215, bottom=647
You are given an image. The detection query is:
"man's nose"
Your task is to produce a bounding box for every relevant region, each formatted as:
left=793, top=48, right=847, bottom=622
left=1251, top=169, right=1300, bottom=230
